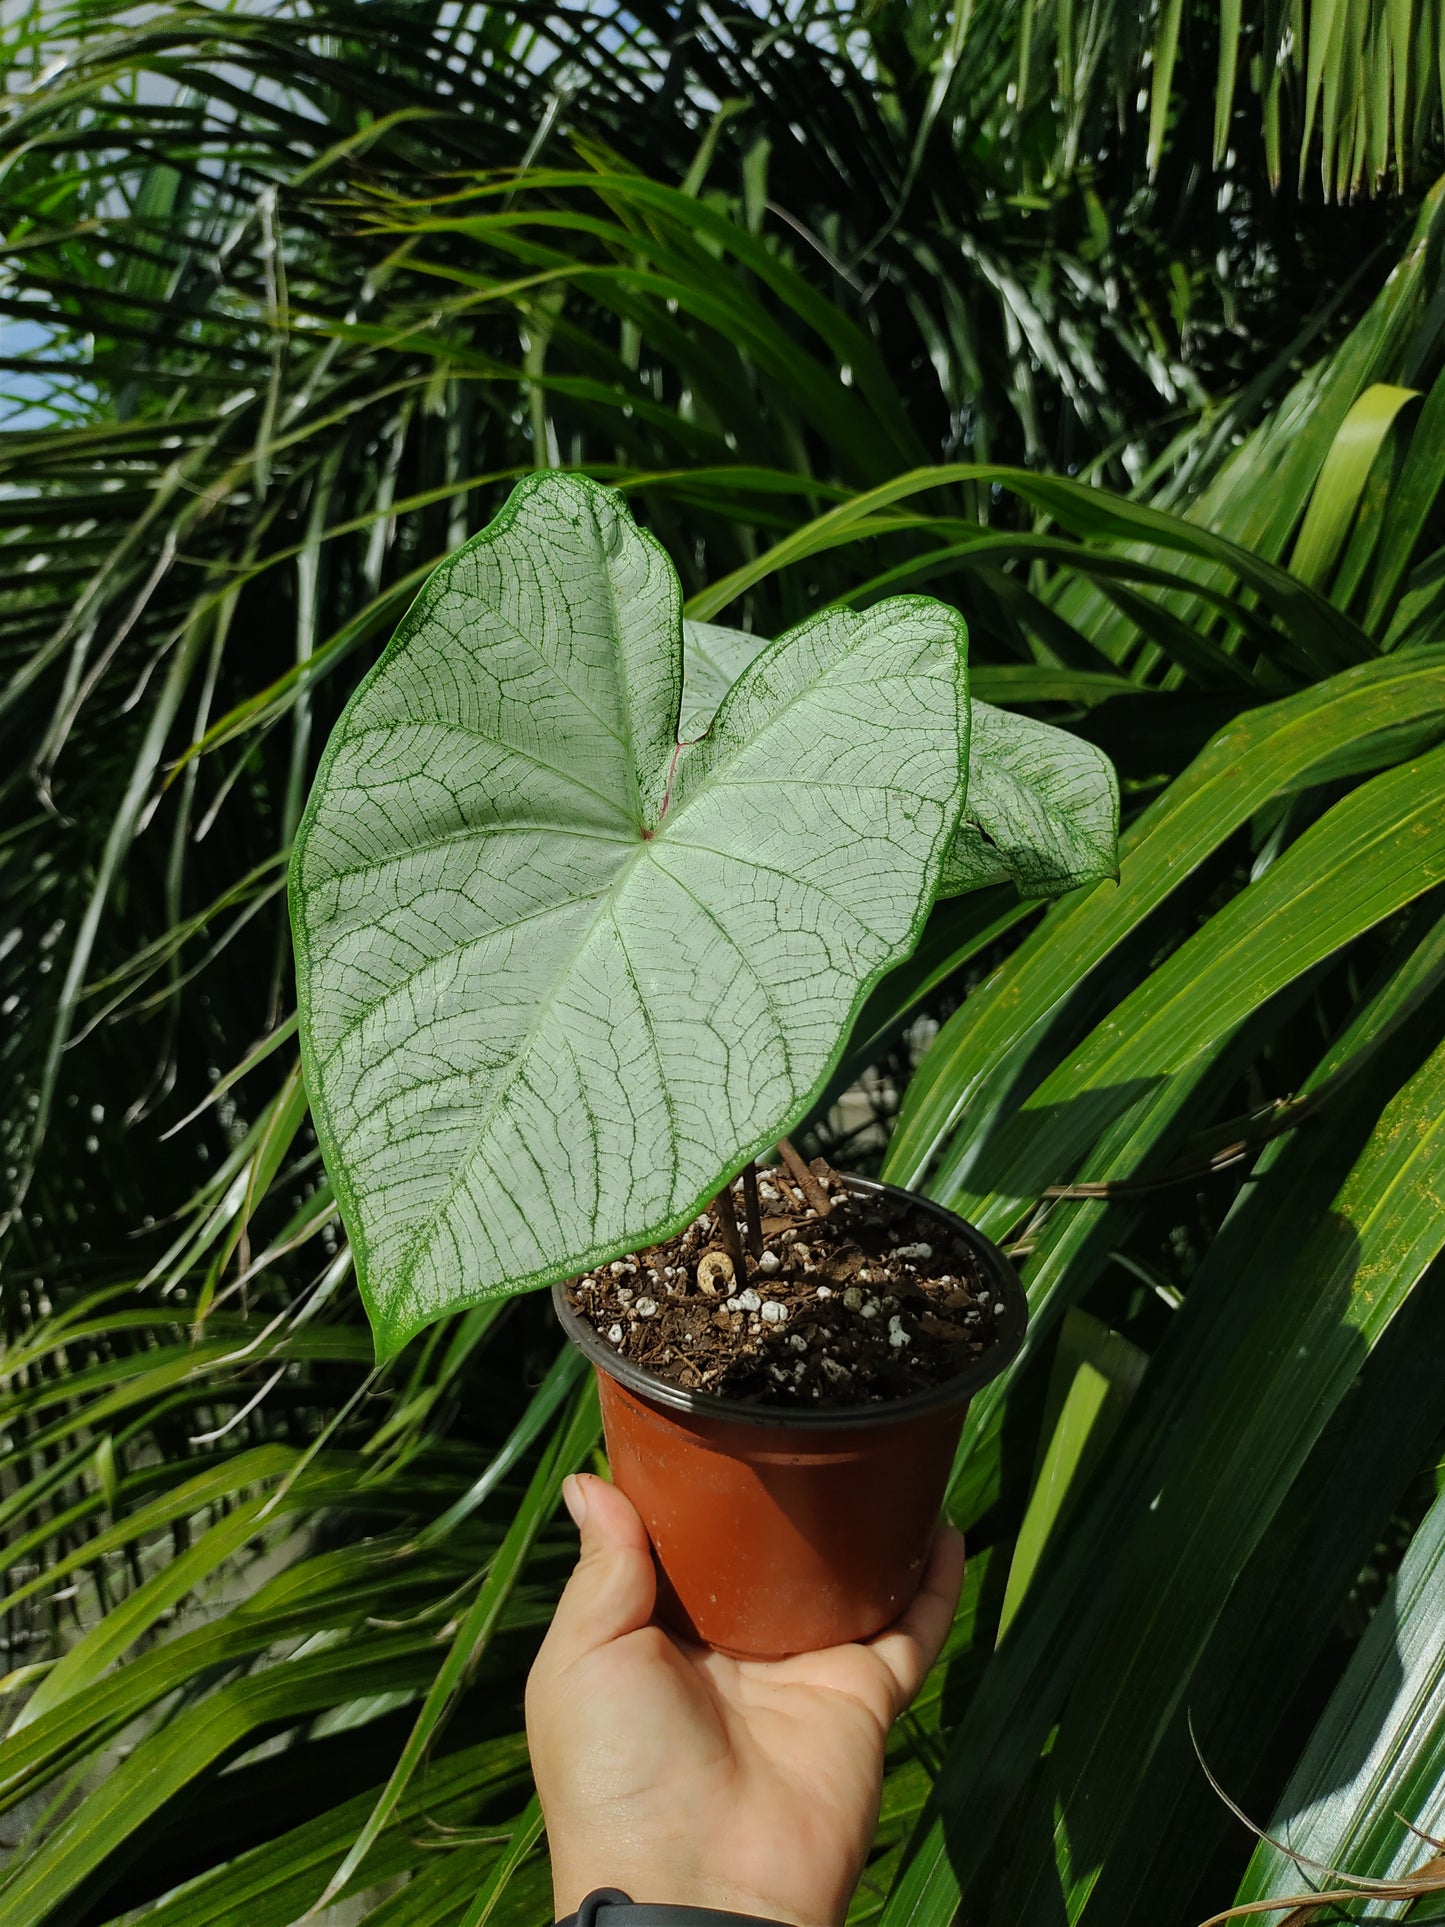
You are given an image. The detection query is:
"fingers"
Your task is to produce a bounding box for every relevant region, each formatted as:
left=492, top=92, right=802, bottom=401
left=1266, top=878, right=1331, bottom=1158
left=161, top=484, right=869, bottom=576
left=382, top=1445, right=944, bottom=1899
left=536, top=1473, right=658, bottom=1672
left=867, top=1524, right=966, bottom=1714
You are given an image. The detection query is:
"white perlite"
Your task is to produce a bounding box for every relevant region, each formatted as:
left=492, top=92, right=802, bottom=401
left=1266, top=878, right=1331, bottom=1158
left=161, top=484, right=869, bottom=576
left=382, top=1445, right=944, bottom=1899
left=607, top=1324, right=624, bottom=1345
left=760, top=1300, right=788, bottom=1325
left=758, top=1250, right=781, bottom=1274
left=633, top=1297, right=658, bottom=1317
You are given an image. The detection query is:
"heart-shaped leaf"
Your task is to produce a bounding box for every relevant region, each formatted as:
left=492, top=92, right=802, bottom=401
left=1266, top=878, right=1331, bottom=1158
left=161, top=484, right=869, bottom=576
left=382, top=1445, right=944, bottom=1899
left=682, top=620, right=1120, bottom=900
left=291, top=474, right=969, bottom=1358
left=938, top=699, right=1120, bottom=898
left=680, top=618, right=761, bottom=739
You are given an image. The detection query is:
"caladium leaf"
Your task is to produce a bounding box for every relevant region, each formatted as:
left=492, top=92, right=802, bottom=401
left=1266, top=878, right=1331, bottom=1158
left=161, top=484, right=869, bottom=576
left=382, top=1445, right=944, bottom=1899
left=682, top=620, right=1120, bottom=900
left=291, top=474, right=969, bottom=1358
left=937, top=698, right=1120, bottom=898
left=679, top=618, right=762, bottom=739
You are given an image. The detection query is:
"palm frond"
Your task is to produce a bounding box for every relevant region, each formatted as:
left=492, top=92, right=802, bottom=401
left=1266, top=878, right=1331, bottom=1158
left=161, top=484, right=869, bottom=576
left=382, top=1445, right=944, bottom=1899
left=6, top=7, right=1445, bottom=1927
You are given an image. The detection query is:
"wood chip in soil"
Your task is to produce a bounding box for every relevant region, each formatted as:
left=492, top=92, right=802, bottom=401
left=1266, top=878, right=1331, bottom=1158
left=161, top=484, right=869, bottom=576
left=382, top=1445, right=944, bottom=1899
left=565, top=1158, right=1005, bottom=1409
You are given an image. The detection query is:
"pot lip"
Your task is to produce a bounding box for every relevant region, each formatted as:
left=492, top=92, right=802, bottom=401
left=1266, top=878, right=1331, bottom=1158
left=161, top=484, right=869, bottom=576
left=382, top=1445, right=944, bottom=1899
left=551, top=1173, right=1027, bottom=1431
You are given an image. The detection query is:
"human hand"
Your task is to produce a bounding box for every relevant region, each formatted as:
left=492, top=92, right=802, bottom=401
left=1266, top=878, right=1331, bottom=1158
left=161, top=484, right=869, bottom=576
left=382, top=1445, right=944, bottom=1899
left=525, top=1472, right=966, bottom=1927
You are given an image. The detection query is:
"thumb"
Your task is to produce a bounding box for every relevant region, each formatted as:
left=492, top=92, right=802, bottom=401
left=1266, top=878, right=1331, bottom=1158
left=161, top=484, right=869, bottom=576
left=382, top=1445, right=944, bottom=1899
left=541, top=1473, right=658, bottom=1668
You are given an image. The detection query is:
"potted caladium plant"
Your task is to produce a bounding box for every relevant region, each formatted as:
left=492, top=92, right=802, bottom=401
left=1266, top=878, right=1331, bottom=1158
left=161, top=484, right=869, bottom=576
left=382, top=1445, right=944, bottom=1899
left=290, top=473, right=1118, bottom=1658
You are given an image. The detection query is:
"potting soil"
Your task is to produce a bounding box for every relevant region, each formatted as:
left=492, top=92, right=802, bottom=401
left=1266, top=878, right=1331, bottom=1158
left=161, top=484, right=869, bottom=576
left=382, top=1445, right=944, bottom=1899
left=566, top=1160, right=1004, bottom=1407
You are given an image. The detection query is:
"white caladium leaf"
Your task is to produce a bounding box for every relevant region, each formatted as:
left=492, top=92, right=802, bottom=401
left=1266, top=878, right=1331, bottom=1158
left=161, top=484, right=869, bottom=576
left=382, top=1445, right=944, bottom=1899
left=682, top=620, right=1120, bottom=902
left=938, top=699, right=1120, bottom=899
left=680, top=618, right=767, bottom=739
left=291, top=474, right=968, bottom=1358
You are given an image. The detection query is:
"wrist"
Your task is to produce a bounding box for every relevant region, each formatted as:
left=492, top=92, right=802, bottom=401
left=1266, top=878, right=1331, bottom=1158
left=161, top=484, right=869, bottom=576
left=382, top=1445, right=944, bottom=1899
left=553, top=1886, right=825, bottom=1927
left=551, top=1865, right=832, bottom=1927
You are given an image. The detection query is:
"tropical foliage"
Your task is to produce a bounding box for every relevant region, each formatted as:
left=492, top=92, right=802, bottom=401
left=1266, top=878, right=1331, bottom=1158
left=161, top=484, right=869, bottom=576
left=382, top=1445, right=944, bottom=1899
left=291, top=469, right=1117, bottom=1356
left=4, top=4, right=1445, bottom=1926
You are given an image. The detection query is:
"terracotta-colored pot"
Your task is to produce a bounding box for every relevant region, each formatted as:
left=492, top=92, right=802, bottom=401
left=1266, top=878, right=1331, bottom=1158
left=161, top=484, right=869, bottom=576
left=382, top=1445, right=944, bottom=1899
left=552, top=1175, right=1026, bottom=1660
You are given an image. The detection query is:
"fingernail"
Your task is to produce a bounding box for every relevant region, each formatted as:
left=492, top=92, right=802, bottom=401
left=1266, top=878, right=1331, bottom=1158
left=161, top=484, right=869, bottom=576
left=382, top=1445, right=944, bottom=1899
left=561, top=1474, right=588, bottom=1530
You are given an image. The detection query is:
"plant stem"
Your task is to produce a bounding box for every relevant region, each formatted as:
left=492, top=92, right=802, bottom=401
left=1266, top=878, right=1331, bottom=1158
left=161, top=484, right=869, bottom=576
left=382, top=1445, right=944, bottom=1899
left=741, top=1163, right=764, bottom=1257
left=713, top=1179, right=747, bottom=1280
left=778, top=1136, right=831, bottom=1216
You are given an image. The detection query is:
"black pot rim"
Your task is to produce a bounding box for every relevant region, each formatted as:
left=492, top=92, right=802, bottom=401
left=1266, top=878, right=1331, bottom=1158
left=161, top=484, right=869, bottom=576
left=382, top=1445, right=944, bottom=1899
left=551, top=1173, right=1028, bottom=1431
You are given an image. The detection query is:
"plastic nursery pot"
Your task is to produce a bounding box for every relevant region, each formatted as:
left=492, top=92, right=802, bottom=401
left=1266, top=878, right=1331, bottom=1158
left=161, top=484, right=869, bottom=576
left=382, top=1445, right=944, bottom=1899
left=551, top=1174, right=1027, bottom=1661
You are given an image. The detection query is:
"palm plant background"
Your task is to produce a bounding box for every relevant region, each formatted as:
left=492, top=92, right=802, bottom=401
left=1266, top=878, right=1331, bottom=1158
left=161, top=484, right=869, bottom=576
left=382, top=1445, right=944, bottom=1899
left=5, top=4, right=1445, bottom=1925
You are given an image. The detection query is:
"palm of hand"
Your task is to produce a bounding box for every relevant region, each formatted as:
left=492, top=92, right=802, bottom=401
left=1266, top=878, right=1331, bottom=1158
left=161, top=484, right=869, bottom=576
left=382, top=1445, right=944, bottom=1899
left=527, top=1477, right=964, bottom=1927
left=568, top=1625, right=902, bottom=1924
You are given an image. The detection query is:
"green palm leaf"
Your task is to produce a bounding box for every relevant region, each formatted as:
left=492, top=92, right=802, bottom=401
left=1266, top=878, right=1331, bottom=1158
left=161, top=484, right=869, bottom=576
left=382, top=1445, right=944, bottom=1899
left=1227, top=1483, right=1445, bottom=1920
left=6, top=8, right=1445, bottom=1925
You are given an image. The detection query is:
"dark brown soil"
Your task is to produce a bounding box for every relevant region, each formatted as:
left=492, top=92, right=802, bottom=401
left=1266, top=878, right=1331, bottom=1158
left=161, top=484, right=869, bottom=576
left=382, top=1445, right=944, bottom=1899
left=565, top=1159, right=1005, bottom=1408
